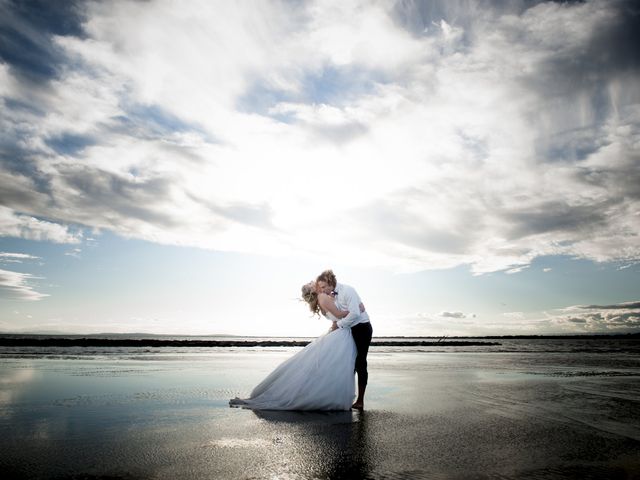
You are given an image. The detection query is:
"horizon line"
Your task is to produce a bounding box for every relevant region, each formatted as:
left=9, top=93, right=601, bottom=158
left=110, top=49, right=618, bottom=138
left=1, top=331, right=639, bottom=339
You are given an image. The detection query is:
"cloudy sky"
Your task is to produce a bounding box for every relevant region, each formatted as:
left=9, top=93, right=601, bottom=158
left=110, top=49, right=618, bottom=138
left=0, top=0, right=639, bottom=337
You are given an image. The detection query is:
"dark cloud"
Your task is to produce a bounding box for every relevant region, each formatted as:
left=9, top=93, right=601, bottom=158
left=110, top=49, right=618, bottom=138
left=582, top=1, right=640, bottom=73
left=395, top=1, right=639, bottom=171
left=0, top=9, right=215, bottom=235
left=517, top=1, right=640, bottom=163
left=57, top=165, right=179, bottom=228
left=514, top=2, right=640, bottom=94
left=501, top=200, right=613, bottom=240
left=0, top=170, right=51, bottom=212
left=0, top=100, right=50, bottom=191
left=535, top=126, right=610, bottom=164
left=0, top=145, right=45, bottom=192
left=2, top=97, right=46, bottom=116
left=582, top=301, right=640, bottom=310
left=573, top=157, right=640, bottom=202
left=0, top=0, right=87, bottom=82
left=566, top=317, right=587, bottom=324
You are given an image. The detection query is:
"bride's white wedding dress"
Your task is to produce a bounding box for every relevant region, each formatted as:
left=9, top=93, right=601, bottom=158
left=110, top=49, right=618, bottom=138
left=229, top=317, right=357, bottom=411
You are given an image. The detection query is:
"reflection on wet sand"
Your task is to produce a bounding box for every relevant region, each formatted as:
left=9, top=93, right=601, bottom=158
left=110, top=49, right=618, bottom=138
left=0, top=363, right=36, bottom=417
left=251, top=409, right=373, bottom=479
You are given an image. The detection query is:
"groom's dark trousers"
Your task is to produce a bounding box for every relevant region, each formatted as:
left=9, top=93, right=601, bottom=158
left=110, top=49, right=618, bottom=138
left=351, top=321, right=373, bottom=389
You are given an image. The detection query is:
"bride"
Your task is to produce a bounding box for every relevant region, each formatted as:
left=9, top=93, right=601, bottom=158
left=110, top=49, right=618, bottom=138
left=229, top=281, right=358, bottom=411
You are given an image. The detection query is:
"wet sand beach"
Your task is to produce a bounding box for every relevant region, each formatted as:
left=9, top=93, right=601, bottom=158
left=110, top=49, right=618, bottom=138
left=1, top=342, right=639, bottom=479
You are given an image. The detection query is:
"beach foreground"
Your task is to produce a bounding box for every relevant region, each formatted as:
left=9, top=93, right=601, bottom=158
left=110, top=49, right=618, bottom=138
left=1, top=344, right=639, bottom=479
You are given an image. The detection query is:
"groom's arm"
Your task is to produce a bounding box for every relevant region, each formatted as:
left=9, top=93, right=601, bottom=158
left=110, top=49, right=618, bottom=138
left=333, top=304, right=364, bottom=317
left=336, top=287, right=362, bottom=329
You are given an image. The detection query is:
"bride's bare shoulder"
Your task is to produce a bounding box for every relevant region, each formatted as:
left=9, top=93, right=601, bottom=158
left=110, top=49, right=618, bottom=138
left=317, top=293, right=333, bottom=305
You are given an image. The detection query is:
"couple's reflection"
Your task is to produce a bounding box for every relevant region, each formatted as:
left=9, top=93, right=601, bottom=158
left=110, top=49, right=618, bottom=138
left=252, top=409, right=372, bottom=479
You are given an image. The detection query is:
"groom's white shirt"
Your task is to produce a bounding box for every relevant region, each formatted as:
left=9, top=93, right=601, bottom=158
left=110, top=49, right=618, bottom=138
left=334, top=283, right=370, bottom=329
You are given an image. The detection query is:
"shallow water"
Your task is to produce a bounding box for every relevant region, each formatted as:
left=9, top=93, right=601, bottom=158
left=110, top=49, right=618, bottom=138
left=1, top=343, right=639, bottom=479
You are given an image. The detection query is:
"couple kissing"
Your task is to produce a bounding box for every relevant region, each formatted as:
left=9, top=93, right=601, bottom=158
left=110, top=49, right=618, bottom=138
left=230, top=269, right=372, bottom=411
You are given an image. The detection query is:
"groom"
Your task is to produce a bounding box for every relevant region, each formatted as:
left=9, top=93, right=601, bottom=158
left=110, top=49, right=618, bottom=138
left=316, top=269, right=373, bottom=410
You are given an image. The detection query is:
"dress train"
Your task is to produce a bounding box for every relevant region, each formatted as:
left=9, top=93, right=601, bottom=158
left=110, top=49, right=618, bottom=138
left=229, top=327, right=356, bottom=411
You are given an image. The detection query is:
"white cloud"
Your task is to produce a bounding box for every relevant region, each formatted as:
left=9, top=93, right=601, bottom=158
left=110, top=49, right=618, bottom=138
left=546, top=301, right=640, bottom=332
left=0, top=0, right=638, bottom=274
left=0, top=252, right=40, bottom=260
left=506, top=266, right=530, bottom=275
left=64, top=248, right=82, bottom=259
left=0, top=268, right=48, bottom=301
left=0, top=207, right=82, bottom=244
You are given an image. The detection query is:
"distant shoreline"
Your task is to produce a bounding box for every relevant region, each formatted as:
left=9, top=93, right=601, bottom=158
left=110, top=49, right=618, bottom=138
left=0, top=332, right=638, bottom=348
left=0, top=332, right=638, bottom=339
left=0, top=337, right=501, bottom=348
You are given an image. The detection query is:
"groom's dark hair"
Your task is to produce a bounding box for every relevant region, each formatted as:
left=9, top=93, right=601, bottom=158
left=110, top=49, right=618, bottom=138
left=316, top=269, right=337, bottom=288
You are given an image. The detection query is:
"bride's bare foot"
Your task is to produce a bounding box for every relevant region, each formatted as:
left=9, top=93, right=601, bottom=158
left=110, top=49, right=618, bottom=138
left=351, top=401, right=364, bottom=410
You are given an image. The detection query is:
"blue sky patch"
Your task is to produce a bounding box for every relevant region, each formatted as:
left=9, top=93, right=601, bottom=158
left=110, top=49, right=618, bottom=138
left=45, top=133, right=95, bottom=157
left=238, top=64, right=386, bottom=120
left=0, top=0, right=87, bottom=81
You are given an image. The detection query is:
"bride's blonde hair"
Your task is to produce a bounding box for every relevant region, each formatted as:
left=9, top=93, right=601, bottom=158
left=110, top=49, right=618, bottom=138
left=301, top=282, right=320, bottom=316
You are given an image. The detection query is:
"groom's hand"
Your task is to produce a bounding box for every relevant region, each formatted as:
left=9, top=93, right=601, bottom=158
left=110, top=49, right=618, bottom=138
left=330, top=321, right=338, bottom=331
left=359, top=302, right=366, bottom=313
